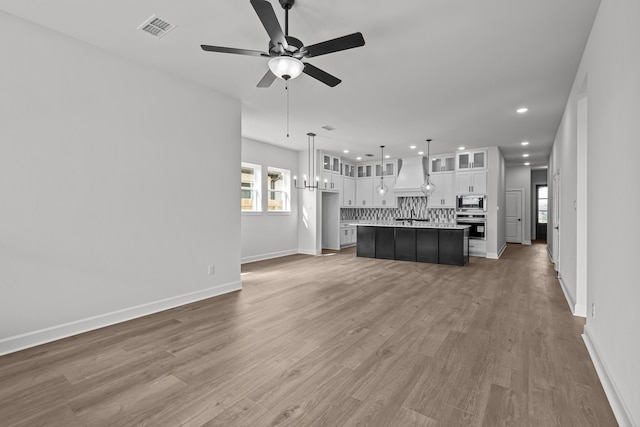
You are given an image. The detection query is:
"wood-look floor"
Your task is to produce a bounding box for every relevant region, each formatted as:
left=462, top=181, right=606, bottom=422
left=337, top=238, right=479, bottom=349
left=0, top=243, right=618, bottom=426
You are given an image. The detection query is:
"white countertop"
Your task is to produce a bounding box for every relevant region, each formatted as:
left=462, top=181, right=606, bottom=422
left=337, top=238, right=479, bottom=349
left=346, top=221, right=470, bottom=229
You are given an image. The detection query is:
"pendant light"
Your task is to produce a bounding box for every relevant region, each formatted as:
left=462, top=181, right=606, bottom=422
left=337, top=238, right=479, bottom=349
left=375, top=145, right=388, bottom=196
left=421, top=139, right=436, bottom=196
left=293, top=133, right=320, bottom=191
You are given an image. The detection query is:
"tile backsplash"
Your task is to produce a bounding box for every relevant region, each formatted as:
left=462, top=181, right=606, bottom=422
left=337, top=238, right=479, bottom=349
left=341, top=197, right=455, bottom=223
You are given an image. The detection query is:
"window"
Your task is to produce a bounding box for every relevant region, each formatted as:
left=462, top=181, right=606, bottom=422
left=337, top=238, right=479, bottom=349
left=267, top=167, right=290, bottom=212
left=241, top=163, right=261, bottom=212
left=537, top=185, right=548, bottom=224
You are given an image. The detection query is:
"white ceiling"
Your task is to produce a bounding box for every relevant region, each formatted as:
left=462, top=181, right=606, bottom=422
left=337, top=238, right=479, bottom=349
left=0, top=0, right=600, bottom=167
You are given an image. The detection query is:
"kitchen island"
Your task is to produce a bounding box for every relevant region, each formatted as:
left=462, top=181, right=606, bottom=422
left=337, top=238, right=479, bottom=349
left=354, top=222, right=470, bottom=266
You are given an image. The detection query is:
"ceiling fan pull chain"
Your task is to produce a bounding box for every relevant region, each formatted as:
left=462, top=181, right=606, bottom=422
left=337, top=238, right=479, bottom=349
left=286, top=80, right=290, bottom=138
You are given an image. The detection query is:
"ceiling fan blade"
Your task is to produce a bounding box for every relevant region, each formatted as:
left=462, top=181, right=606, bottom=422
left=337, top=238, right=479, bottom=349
left=201, top=45, right=270, bottom=57
left=303, top=63, right=341, bottom=87
left=302, top=32, right=365, bottom=58
left=257, top=69, right=277, bottom=88
left=250, top=0, right=288, bottom=51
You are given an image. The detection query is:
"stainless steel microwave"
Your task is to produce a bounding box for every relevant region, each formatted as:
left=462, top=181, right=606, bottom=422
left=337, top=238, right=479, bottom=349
left=456, top=195, right=486, bottom=212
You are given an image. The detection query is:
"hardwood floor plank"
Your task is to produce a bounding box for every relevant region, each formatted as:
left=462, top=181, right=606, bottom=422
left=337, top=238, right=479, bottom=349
left=0, top=243, right=618, bottom=426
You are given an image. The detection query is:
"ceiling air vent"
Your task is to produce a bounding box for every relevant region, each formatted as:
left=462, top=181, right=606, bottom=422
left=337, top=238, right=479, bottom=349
left=138, top=15, right=176, bottom=38
left=321, top=125, right=336, bottom=131
left=365, top=153, right=374, bottom=157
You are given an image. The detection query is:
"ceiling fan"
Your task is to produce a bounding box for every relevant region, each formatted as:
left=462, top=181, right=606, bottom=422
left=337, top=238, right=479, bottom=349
left=200, top=0, right=365, bottom=87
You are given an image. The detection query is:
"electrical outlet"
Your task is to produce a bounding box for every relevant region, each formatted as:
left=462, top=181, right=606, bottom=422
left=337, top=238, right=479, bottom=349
left=208, top=265, right=215, bottom=276
left=591, top=302, right=596, bottom=318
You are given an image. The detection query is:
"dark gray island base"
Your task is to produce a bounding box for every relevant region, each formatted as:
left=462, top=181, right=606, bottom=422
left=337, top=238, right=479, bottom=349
left=355, top=223, right=469, bottom=266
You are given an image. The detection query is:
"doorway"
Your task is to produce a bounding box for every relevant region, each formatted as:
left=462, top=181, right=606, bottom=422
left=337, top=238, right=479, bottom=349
left=505, top=189, right=524, bottom=243
left=535, top=185, right=548, bottom=240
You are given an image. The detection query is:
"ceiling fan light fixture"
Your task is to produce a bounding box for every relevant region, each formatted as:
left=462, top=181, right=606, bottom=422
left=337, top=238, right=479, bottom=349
left=268, top=56, right=304, bottom=80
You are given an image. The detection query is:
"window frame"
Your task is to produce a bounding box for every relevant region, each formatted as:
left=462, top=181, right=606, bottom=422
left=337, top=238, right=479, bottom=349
left=266, top=166, right=291, bottom=213
left=241, top=162, right=262, bottom=213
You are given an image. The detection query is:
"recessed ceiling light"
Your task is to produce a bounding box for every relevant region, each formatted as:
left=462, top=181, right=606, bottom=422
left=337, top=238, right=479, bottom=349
left=418, top=151, right=424, bottom=155
left=523, top=153, right=530, bottom=157
left=521, top=141, right=529, bottom=146
left=385, top=155, right=390, bottom=159
left=409, top=145, right=416, bottom=149
left=517, top=107, right=529, bottom=114
left=343, top=149, right=349, bottom=154
left=524, top=162, right=530, bottom=166
left=356, top=156, right=362, bottom=160
left=458, top=146, right=466, bottom=150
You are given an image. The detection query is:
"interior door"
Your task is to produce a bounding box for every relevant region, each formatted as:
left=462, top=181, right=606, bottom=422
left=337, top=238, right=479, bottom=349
left=552, top=172, right=561, bottom=271
left=505, top=190, right=523, bottom=243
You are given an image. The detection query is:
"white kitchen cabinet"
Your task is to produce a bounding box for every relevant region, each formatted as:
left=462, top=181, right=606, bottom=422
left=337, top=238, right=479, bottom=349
left=342, top=162, right=355, bottom=178
left=374, top=160, right=397, bottom=177
left=457, top=170, right=487, bottom=194
left=357, top=163, right=373, bottom=178
left=342, top=177, right=356, bottom=207
left=322, top=153, right=341, bottom=173
left=340, top=225, right=357, bottom=247
left=356, top=178, right=374, bottom=207
left=427, top=173, right=456, bottom=207
left=469, top=239, right=487, bottom=256
left=372, top=177, right=397, bottom=207
left=322, top=171, right=342, bottom=192
left=456, top=149, right=487, bottom=170
left=430, top=155, right=456, bottom=173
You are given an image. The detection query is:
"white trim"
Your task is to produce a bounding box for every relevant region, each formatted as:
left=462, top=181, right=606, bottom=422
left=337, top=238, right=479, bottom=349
left=583, top=325, right=636, bottom=427
left=266, top=211, right=292, bottom=216
left=241, top=249, right=298, bottom=264
left=523, top=240, right=532, bottom=246
left=298, top=248, right=322, bottom=256
left=486, top=242, right=507, bottom=259
left=0, top=281, right=242, bottom=356
left=557, top=276, right=586, bottom=318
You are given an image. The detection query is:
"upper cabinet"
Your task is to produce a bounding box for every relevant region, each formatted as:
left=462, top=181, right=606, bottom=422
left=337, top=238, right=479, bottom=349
left=357, top=163, right=373, bottom=178
left=457, top=170, right=487, bottom=194
left=430, top=155, right=456, bottom=174
left=342, top=162, right=355, bottom=178
left=374, top=160, right=397, bottom=177
left=322, top=153, right=341, bottom=174
left=456, top=149, right=487, bottom=170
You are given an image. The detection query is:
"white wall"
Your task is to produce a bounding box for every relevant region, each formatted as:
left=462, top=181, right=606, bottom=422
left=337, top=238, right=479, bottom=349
left=506, top=166, right=532, bottom=244
left=0, top=12, right=241, bottom=354
left=487, top=146, right=506, bottom=258
left=240, top=138, right=299, bottom=263
left=550, top=0, right=640, bottom=424
left=297, top=151, right=322, bottom=255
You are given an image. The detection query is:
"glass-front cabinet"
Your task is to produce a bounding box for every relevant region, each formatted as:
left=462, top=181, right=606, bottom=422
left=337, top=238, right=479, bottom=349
left=374, top=160, right=396, bottom=177
left=430, top=155, right=456, bottom=173
left=342, top=163, right=355, bottom=178
left=322, top=153, right=341, bottom=173
left=456, top=149, right=487, bottom=170
left=357, top=164, right=373, bottom=178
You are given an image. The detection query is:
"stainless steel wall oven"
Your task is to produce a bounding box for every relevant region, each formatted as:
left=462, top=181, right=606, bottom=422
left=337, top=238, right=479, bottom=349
left=455, top=213, right=486, bottom=240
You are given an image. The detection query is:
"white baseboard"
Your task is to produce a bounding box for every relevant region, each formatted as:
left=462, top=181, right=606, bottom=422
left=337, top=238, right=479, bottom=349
left=557, top=276, right=586, bottom=318
left=486, top=243, right=508, bottom=260
left=583, top=325, right=636, bottom=427
left=558, top=276, right=576, bottom=314
left=298, top=248, right=321, bottom=256
left=241, top=249, right=298, bottom=264
left=523, top=240, right=532, bottom=246
left=574, top=303, right=587, bottom=318
left=0, top=281, right=242, bottom=356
